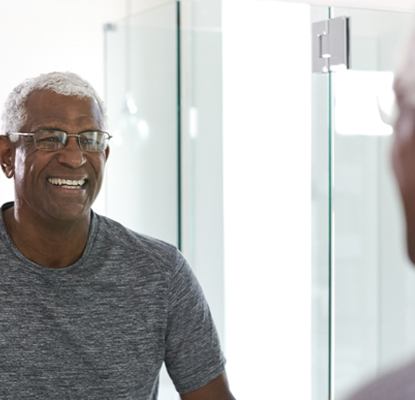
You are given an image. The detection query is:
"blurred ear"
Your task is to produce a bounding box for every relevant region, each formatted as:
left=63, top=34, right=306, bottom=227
left=104, top=145, right=110, bottom=161
left=0, top=136, right=15, bottom=178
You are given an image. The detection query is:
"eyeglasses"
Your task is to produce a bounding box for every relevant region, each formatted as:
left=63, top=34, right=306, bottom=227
left=7, top=129, right=112, bottom=153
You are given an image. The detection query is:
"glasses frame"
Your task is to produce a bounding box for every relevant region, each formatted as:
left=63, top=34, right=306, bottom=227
left=6, top=129, right=112, bottom=153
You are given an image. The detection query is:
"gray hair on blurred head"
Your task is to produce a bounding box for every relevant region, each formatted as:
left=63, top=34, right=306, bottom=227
left=1, top=71, right=107, bottom=133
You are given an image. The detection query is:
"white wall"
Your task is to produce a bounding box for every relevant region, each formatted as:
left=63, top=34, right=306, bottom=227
left=222, top=1, right=312, bottom=399
left=286, top=0, right=415, bottom=12
left=131, top=0, right=171, bottom=13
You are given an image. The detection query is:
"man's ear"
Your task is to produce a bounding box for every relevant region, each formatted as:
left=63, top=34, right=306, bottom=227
left=0, top=136, right=15, bottom=179
left=104, top=145, right=110, bottom=161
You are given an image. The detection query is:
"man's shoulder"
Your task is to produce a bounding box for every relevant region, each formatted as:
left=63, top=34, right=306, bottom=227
left=92, top=212, right=181, bottom=271
left=347, top=358, right=415, bottom=400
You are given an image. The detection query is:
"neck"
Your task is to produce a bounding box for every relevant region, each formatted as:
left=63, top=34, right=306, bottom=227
left=3, top=204, right=91, bottom=269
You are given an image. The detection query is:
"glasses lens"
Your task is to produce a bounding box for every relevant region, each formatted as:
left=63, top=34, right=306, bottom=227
left=79, top=131, right=108, bottom=152
left=35, top=129, right=66, bottom=151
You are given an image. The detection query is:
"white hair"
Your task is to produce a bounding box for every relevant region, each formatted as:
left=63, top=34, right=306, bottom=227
left=1, top=71, right=107, bottom=133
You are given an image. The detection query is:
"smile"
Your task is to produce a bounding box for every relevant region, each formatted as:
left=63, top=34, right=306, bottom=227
left=48, top=177, right=87, bottom=189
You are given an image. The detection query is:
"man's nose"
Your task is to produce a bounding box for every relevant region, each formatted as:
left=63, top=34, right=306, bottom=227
left=56, top=136, right=86, bottom=168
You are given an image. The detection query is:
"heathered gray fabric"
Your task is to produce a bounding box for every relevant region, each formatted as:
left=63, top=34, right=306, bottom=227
left=0, top=202, right=225, bottom=400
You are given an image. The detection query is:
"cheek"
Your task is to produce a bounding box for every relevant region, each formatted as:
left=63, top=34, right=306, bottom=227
left=89, top=155, right=107, bottom=185
left=13, top=149, right=48, bottom=189
left=396, top=109, right=415, bottom=140
left=13, top=148, right=31, bottom=184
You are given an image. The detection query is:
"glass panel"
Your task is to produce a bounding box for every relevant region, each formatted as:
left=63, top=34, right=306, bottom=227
left=104, top=2, right=178, bottom=246
left=104, top=3, right=179, bottom=399
left=180, top=0, right=225, bottom=344
left=311, top=6, right=331, bottom=400
left=330, top=8, right=413, bottom=399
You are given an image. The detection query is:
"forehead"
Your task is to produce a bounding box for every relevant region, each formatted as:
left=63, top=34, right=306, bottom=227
left=23, top=90, right=103, bottom=130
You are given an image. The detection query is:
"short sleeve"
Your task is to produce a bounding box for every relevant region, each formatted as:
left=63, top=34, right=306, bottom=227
left=164, top=250, right=226, bottom=394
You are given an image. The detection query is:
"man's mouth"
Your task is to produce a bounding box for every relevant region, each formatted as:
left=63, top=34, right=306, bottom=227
left=47, top=177, right=87, bottom=189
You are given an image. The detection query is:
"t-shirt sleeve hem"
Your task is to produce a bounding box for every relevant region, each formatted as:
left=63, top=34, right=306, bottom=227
left=175, top=361, right=227, bottom=395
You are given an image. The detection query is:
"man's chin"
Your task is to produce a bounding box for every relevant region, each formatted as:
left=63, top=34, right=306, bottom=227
left=43, top=203, right=91, bottom=224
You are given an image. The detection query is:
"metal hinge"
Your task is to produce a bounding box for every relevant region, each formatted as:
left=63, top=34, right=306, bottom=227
left=103, top=23, right=117, bottom=33
left=312, top=16, right=350, bottom=73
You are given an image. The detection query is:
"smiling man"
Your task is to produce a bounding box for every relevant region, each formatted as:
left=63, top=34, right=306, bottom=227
left=0, top=72, right=234, bottom=400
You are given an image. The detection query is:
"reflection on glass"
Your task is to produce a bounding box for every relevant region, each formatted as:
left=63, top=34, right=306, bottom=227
left=113, top=93, right=150, bottom=147
left=104, top=3, right=179, bottom=399
left=104, top=3, right=178, bottom=247
left=311, top=7, right=331, bottom=400
left=330, top=7, right=414, bottom=399
left=334, top=71, right=394, bottom=136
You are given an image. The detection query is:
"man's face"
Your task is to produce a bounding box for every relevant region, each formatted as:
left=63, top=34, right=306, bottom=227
left=12, top=90, right=109, bottom=223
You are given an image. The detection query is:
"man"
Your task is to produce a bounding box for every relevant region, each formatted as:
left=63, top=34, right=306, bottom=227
left=345, top=31, right=415, bottom=400
left=0, top=72, right=235, bottom=400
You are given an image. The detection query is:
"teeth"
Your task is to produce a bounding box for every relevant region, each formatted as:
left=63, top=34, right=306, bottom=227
left=48, top=178, right=86, bottom=187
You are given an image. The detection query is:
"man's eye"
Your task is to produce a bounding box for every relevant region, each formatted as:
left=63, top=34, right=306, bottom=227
left=38, top=136, right=61, bottom=143
left=35, top=129, right=65, bottom=143
left=80, top=137, right=95, bottom=145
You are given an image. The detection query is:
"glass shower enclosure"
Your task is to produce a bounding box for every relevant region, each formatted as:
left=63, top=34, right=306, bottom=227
left=102, top=2, right=415, bottom=399
left=312, top=6, right=415, bottom=400
left=103, top=2, right=179, bottom=247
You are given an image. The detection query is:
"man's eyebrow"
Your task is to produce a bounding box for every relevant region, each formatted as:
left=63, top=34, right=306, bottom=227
left=30, top=125, right=101, bottom=132
left=26, top=123, right=63, bottom=132
left=33, top=126, right=64, bottom=131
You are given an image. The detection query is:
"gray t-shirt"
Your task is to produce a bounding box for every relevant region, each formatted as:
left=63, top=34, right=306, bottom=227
left=0, top=202, right=225, bottom=399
